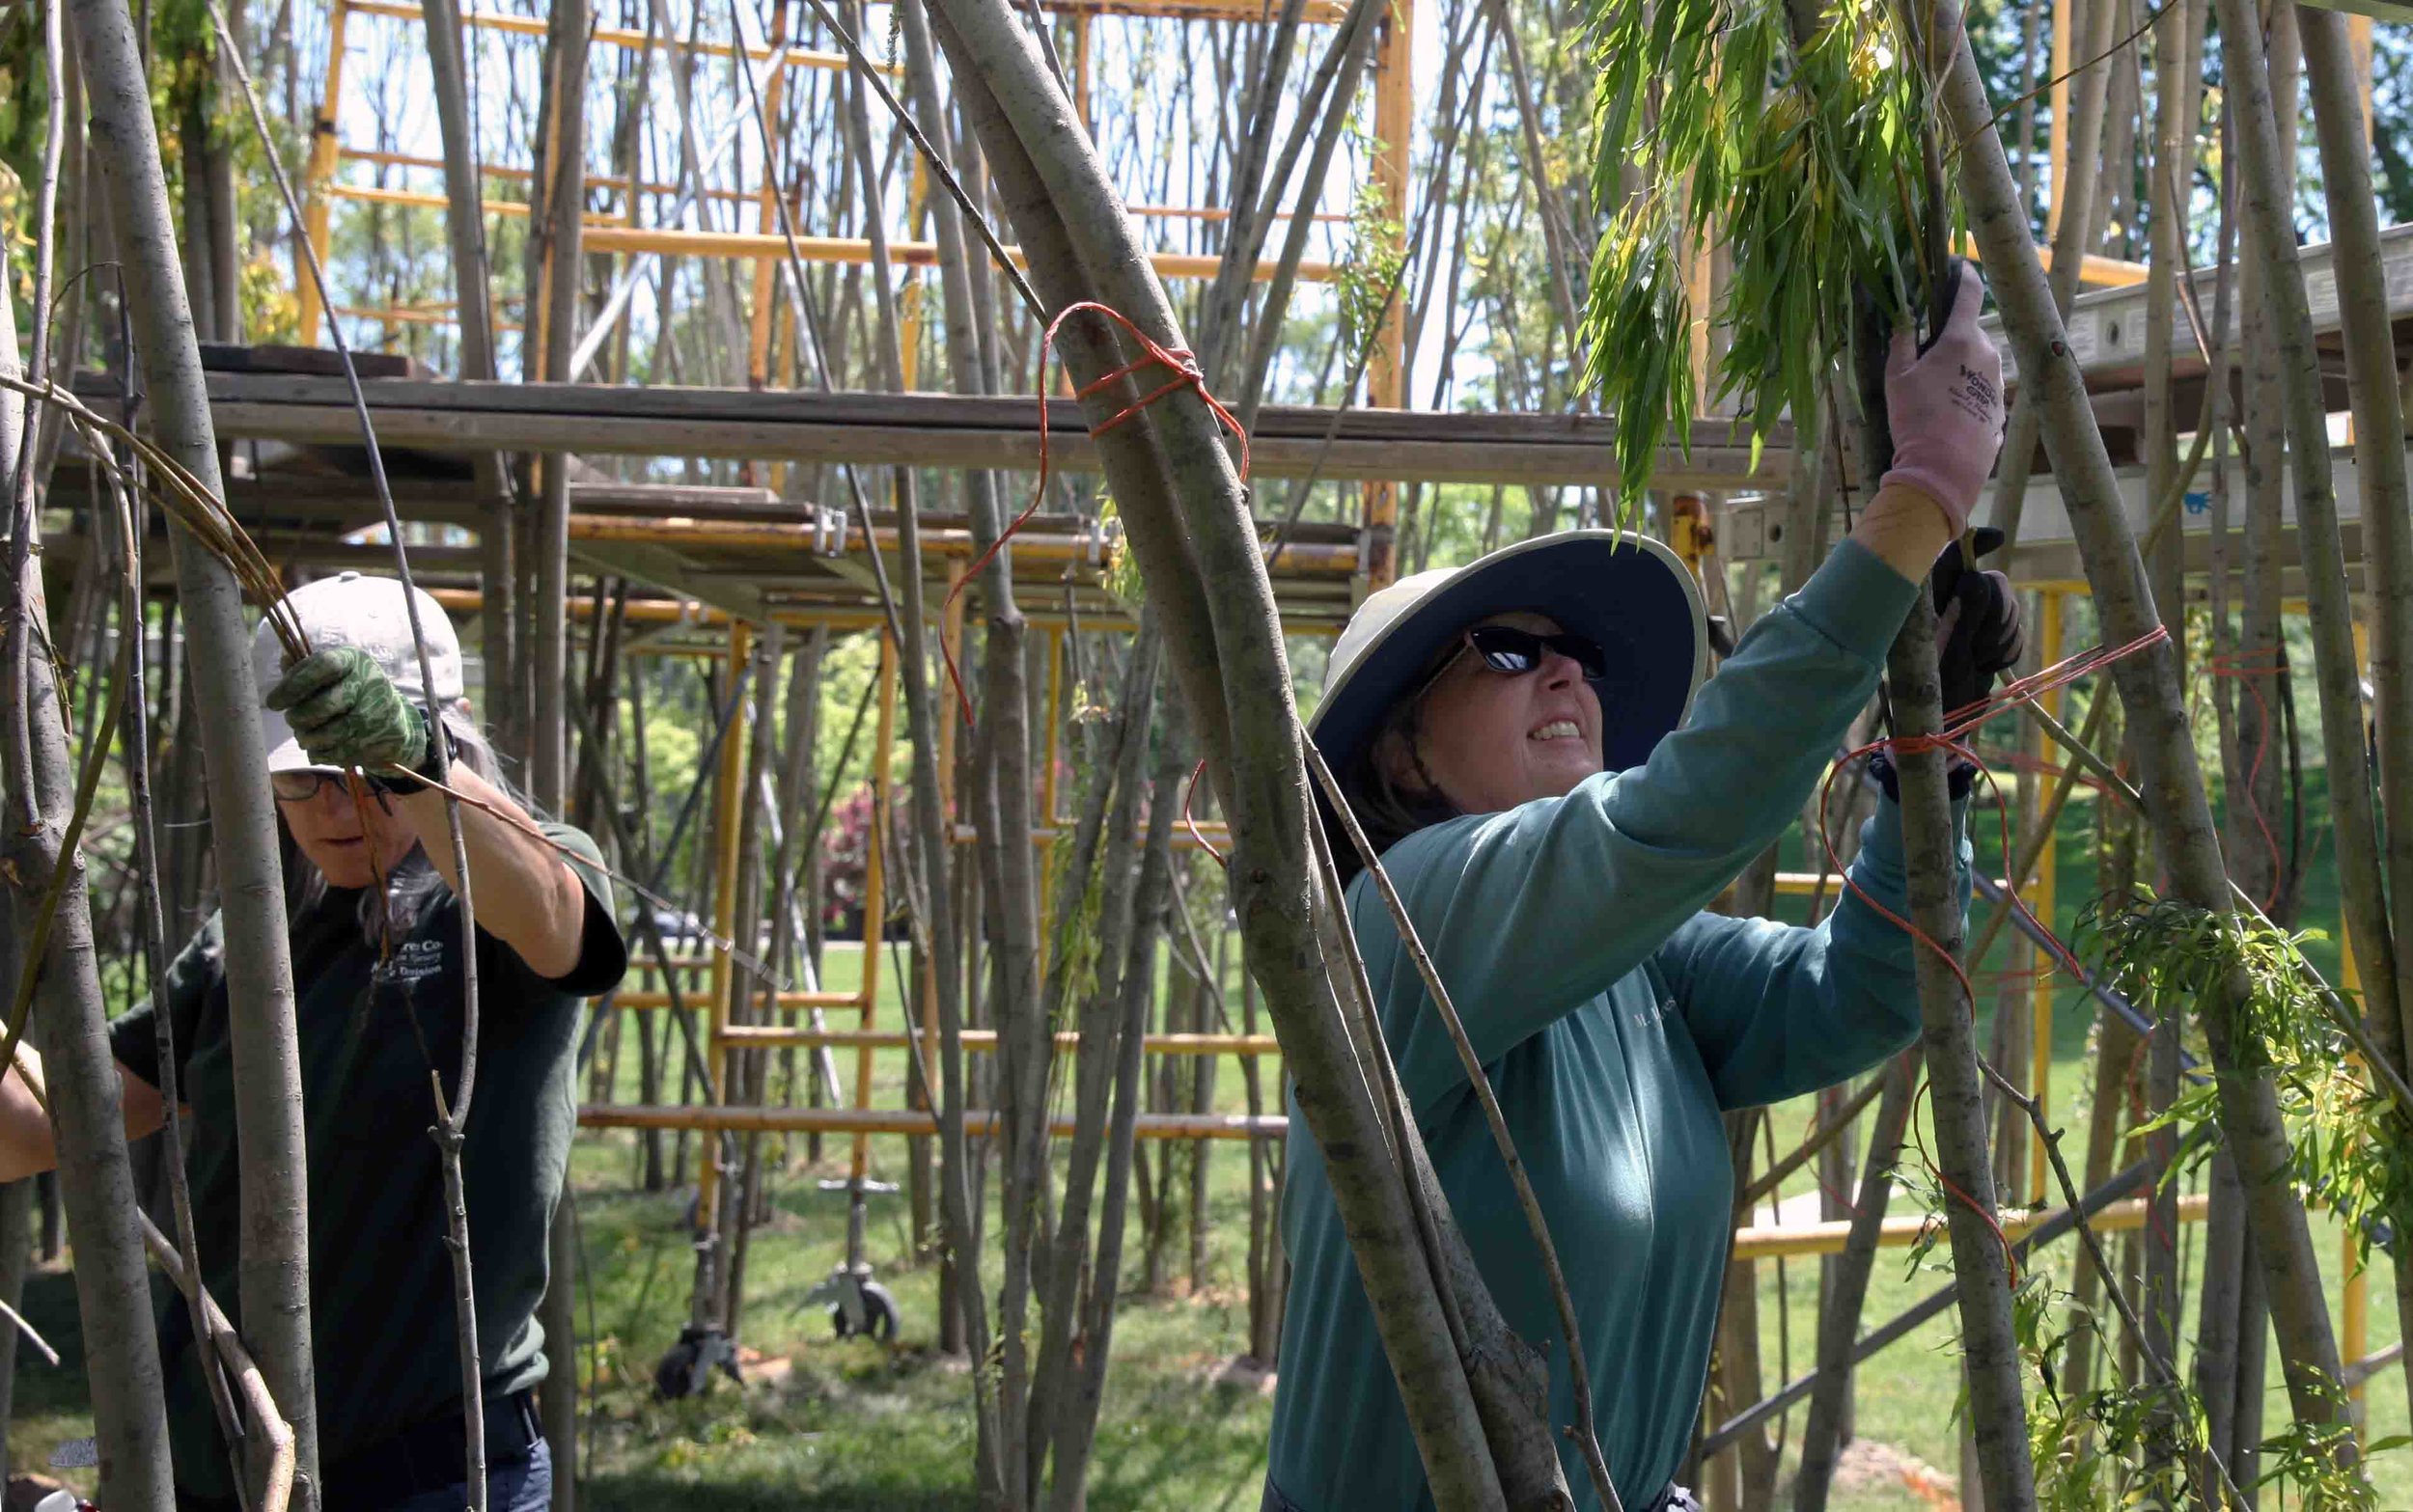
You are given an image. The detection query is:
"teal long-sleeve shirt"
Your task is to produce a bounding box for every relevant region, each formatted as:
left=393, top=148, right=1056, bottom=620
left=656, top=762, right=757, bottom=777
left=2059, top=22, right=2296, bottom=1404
left=1265, top=538, right=1975, bottom=1511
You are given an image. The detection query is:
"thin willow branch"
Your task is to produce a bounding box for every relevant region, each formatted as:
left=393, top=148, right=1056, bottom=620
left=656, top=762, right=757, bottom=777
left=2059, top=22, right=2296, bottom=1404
left=0, top=1294, right=58, bottom=1368
left=2017, top=700, right=2413, bottom=1120
left=1982, top=1058, right=2248, bottom=1509
left=0, top=375, right=306, bottom=656
left=204, top=1, right=482, bottom=1105
left=98, top=462, right=241, bottom=1465
left=1736, top=1072, right=1885, bottom=1211
left=1955, top=0, right=2176, bottom=164
left=2020, top=700, right=2142, bottom=807
left=1, top=624, right=131, bottom=1078
left=3, top=0, right=66, bottom=829
left=791, top=0, right=1043, bottom=320
left=1300, top=740, right=1623, bottom=1512
left=1965, top=685, right=2111, bottom=968
left=136, top=1210, right=295, bottom=1512
left=725, top=0, right=916, bottom=672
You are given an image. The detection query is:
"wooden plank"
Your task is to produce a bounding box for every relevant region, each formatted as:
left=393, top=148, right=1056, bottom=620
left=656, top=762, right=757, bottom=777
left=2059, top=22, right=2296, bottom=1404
left=576, top=1103, right=1289, bottom=1141
left=198, top=342, right=420, bottom=378
left=179, top=371, right=1774, bottom=448
left=147, top=372, right=1788, bottom=489
left=2297, top=0, right=2413, bottom=21
left=1983, top=219, right=2413, bottom=388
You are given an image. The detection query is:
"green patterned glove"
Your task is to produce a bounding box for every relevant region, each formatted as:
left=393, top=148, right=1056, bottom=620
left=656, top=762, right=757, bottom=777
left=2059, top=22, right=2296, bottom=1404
left=265, top=646, right=430, bottom=776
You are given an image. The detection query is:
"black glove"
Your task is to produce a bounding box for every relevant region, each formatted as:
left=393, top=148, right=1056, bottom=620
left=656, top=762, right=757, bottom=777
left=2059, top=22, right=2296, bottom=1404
left=1866, top=749, right=1978, bottom=804
left=1931, top=527, right=2025, bottom=716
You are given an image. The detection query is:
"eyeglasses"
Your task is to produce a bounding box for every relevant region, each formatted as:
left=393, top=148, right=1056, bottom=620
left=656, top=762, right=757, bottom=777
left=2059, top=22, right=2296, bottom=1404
left=271, top=771, right=356, bottom=803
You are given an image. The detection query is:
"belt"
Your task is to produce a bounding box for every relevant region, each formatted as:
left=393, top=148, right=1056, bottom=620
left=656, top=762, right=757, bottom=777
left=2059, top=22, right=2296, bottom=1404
left=183, top=1390, right=541, bottom=1512
left=1259, top=1476, right=1697, bottom=1512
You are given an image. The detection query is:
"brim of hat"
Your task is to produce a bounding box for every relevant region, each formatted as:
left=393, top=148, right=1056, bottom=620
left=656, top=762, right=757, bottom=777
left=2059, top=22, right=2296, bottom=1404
left=1307, top=531, right=1708, bottom=784
left=260, top=708, right=337, bottom=777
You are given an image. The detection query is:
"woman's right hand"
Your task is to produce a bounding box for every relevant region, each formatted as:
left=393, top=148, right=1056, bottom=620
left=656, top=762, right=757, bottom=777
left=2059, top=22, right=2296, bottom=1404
left=1879, top=270, right=2008, bottom=536
left=1933, top=533, right=2025, bottom=714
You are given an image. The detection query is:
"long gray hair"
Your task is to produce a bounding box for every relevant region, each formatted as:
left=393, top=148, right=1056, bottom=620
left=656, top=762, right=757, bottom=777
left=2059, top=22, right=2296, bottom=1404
left=282, top=707, right=509, bottom=941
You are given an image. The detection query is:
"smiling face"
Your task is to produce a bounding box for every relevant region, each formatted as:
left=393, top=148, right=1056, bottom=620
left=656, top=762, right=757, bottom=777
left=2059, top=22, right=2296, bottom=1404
left=276, top=777, right=423, bottom=889
left=1380, top=611, right=1603, bottom=813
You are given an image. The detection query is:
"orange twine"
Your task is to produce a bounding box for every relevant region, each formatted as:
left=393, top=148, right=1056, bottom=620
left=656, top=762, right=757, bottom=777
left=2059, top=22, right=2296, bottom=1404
left=940, top=301, right=1251, bottom=729
left=1815, top=622, right=2175, bottom=1279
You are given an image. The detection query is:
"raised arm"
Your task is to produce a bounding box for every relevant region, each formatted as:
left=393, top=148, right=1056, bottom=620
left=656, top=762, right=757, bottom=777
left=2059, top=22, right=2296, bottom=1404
left=1364, top=509, right=1932, bottom=1113
left=265, top=646, right=613, bottom=983
left=1651, top=784, right=1974, bottom=1111
left=395, top=767, right=591, bottom=980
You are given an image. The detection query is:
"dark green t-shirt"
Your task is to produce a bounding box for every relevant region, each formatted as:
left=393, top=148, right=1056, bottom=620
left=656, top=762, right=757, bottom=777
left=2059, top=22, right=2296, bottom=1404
left=108, top=823, right=626, bottom=1499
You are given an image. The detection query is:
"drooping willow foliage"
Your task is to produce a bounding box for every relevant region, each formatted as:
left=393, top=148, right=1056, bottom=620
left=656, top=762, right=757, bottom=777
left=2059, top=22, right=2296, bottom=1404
left=1580, top=0, right=1945, bottom=505
left=2084, top=891, right=2413, bottom=1268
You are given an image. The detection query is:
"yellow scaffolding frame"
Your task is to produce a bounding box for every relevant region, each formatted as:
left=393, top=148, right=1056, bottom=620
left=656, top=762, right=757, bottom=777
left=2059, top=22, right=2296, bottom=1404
left=298, top=0, right=1367, bottom=348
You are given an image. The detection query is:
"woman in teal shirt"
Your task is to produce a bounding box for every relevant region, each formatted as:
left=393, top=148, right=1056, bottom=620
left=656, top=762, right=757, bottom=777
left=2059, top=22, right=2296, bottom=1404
left=1269, top=277, right=2019, bottom=1511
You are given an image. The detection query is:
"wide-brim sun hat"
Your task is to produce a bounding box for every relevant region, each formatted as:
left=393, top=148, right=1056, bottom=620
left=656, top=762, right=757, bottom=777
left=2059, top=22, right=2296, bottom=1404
left=1307, top=529, right=1710, bottom=796
left=253, top=570, right=466, bottom=775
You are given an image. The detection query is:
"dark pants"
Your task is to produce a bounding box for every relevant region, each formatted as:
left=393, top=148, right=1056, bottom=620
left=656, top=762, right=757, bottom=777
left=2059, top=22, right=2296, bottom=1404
left=180, top=1394, right=549, bottom=1512
left=1260, top=1475, right=1699, bottom=1512
left=385, top=1438, right=553, bottom=1512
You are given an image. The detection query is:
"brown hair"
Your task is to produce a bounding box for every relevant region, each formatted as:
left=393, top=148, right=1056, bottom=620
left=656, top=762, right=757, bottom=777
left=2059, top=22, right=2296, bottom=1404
left=1332, top=688, right=1461, bottom=883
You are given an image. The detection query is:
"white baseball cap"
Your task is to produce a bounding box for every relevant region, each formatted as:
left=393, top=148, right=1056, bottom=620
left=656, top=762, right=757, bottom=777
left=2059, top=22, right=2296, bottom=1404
left=253, top=571, right=465, bottom=774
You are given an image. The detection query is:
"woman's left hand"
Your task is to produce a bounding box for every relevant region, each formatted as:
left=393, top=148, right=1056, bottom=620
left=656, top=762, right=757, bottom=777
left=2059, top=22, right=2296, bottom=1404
left=266, top=646, right=430, bottom=774
left=1932, top=535, right=2025, bottom=715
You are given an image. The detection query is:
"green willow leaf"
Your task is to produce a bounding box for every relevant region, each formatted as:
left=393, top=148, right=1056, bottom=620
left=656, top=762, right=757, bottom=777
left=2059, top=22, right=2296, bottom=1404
left=1580, top=0, right=1938, bottom=516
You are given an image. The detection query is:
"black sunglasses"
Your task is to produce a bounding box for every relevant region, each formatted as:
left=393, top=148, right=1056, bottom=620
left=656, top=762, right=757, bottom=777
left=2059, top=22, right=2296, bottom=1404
left=1411, top=625, right=1610, bottom=704
left=1461, top=625, right=1609, bottom=680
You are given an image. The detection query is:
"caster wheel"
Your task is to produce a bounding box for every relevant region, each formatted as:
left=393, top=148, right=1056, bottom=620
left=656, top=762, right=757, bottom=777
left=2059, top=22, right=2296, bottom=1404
left=652, top=1324, right=739, bottom=1399
left=652, top=1336, right=700, bottom=1400
left=831, top=1278, right=900, bottom=1341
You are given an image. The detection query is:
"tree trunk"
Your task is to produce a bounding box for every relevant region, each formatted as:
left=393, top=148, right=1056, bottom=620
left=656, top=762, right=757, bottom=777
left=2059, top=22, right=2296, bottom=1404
left=2, top=261, right=178, bottom=1512
left=2144, top=0, right=2198, bottom=1412
left=1050, top=698, right=1191, bottom=1507
left=1709, top=1112, right=1776, bottom=1506
left=1944, top=0, right=2356, bottom=1457
left=1984, top=0, right=2121, bottom=547
left=2191, top=1148, right=2250, bottom=1479
left=2139, top=10, right=2206, bottom=1476
left=719, top=629, right=785, bottom=1340
left=2063, top=1011, right=2139, bottom=1406
left=1028, top=622, right=1158, bottom=1498
left=1240, top=962, right=1284, bottom=1366
left=418, top=0, right=514, bottom=715
left=0, top=1178, right=30, bottom=1486
left=2212, top=0, right=2401, bottom=1120
left=925, top=3, right=1549, bottom=1500
left=525, top=1, right=588, bottom=1498
left=2301, top=6, right=2413, bottom=1416
left=66, top=2, right=321, bottom=1500
left=1793, top=1054, right=1916, bottom=1511
left=810, top=8, right=1007, bottom=1493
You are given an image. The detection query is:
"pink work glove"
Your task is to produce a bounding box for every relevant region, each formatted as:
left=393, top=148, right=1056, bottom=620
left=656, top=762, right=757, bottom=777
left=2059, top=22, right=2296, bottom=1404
left=1879, top=270, right=2007, bottom=536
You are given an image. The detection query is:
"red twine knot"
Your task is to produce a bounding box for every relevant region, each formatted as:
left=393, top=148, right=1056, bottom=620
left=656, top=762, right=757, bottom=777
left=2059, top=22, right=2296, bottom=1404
left=940, top=301, right=1251, bottom=730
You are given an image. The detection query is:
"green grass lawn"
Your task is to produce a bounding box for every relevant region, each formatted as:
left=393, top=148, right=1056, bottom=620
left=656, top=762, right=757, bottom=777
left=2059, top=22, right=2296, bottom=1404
left=14, top=773, right=2406, bottom=1507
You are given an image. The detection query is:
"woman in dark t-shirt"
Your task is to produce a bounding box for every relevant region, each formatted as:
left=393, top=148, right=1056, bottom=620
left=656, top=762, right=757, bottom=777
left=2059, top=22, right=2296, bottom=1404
left=0, top=574, right=626, bottom=1511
